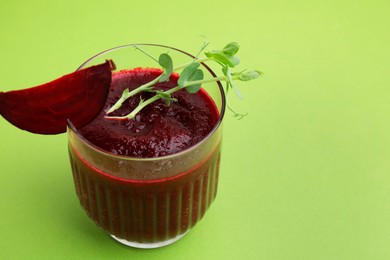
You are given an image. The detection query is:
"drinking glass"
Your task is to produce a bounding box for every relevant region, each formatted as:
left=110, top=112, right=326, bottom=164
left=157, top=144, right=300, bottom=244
left=67, top=44, right=226, bottom=248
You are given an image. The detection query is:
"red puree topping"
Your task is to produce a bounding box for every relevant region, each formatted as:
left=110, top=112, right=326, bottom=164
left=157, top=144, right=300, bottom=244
left=79, top=68, right=219, bottom=158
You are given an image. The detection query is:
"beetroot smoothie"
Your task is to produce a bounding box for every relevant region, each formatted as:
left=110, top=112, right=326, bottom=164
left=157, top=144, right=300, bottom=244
left=67, top=51, right=225, bottom=248
left=79, top=68, right=219, bottom=158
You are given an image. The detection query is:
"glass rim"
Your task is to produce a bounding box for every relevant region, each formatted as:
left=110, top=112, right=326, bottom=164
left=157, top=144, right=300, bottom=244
left=67, top=43, right=226, bottom=162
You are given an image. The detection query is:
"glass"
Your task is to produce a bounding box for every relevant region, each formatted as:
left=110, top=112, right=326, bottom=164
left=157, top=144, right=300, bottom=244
left=67, top=44, right=226, bottom=249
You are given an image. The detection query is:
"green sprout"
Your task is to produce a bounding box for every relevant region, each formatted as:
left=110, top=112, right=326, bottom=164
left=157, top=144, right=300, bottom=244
left=106, top=41, right=262, bottom=120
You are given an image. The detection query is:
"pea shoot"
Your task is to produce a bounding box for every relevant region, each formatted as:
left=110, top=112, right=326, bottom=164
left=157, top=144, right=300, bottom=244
left=106, top=41, right=262, bottom=119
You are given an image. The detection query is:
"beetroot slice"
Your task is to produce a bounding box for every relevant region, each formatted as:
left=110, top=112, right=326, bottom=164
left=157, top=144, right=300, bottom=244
left=0, top=60, right=115, bottom=134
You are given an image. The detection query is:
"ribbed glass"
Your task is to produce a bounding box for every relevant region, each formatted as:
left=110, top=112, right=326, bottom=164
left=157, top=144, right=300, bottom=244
left=67, top=44, right=225, bottom=248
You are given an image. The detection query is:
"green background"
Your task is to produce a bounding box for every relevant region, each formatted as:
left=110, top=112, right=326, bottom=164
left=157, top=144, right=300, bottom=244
left=1, top=0, right=389, bottom=259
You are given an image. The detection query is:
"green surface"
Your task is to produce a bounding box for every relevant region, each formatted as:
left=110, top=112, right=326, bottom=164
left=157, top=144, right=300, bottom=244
left=1, top=0, right=390, bottom=259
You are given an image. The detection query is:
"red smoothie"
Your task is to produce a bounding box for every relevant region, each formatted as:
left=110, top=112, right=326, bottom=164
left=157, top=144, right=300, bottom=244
left=67, top=68, right=223, bottom=245
left=79, top=68, right=219, bottom=157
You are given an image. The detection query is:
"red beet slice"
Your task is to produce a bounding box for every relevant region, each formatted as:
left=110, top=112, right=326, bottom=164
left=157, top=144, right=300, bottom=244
left=0, top=60, right=115, bottom=134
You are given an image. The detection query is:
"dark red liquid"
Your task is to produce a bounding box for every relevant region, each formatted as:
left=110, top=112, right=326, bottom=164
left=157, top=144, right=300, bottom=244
left=79, top=68, right=219, bottom=157
left=68, top=68, right=222, bottom=244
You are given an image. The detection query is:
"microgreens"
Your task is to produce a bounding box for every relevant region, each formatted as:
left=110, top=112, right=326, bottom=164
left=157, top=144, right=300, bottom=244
left=106, top=41, right=262, bottom=119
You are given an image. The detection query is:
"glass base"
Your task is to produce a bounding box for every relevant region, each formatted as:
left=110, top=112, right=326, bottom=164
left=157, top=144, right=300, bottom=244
left=110, top=231, right=189, bottom=249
